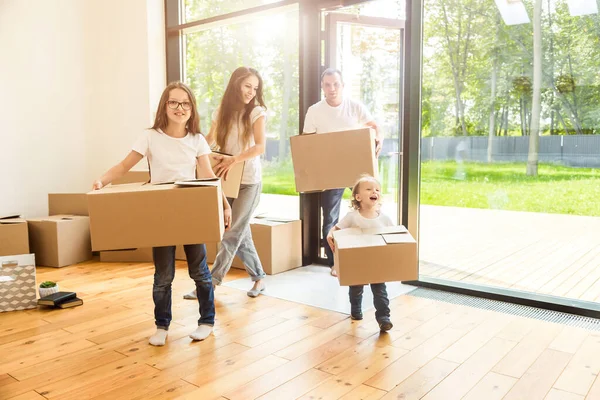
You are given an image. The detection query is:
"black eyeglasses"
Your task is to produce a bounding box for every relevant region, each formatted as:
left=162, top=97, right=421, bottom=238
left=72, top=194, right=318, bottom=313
left=167, top=100, right=192, bottom=111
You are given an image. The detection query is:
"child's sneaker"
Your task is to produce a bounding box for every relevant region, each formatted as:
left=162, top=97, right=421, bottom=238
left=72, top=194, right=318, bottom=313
left=351, top=311, right=363, bottom=320
left=378, top=318, right=393, bottom=332
left=350, top=306, right=363, bottom=320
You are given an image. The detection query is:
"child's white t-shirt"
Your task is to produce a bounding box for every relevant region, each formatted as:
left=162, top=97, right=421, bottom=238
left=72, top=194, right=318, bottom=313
left=132, top=128, right=211, bottom=184
left=302, top=97, right=373, bottom=134
left=212, top=106, right=266, bottom=185
left=336, top=210, right=395, bottom=230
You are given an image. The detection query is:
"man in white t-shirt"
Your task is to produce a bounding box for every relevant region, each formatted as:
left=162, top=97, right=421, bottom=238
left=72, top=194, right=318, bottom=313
left=302, top=68, right=383, bottom=274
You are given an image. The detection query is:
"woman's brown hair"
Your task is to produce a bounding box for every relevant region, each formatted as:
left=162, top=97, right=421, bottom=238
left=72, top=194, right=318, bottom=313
left=350, top=174, right=382, bottom=210
left=214, top=67, right=266, bottom=151
left=151, top=81, right=201, bottom=134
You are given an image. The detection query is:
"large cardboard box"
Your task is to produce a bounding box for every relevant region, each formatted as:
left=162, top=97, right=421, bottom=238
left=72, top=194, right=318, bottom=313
left=111, top=170, right=150, bottom=185
left=0, top=254, right=37, bottom=312
left=333, top=226, right=417, bottom=286
left=208, top=152, right=245, bottom=199
left=0, top=216, right=29, bottom=257
left=87, top=182, right=224, bottom=251
left=230, top=218, right=302, bottom=275
left=290, top=128, right=378, bottom=192
left=28, top=215, right=92, bottom=268
left=48, top=193, right=89, bottom=216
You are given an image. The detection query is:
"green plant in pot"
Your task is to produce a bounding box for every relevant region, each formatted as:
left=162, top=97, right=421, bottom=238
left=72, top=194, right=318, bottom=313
left=39, top=281, right=59, bottom=297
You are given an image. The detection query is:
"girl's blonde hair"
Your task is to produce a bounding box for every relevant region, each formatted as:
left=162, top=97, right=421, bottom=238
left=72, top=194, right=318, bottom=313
left=152, top=81, right=201, bottom=134
left=350, top=174, right=382, bottom=210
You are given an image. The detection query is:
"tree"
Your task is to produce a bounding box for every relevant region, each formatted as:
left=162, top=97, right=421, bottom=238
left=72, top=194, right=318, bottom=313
left=527, top=0, right=542, bottom=176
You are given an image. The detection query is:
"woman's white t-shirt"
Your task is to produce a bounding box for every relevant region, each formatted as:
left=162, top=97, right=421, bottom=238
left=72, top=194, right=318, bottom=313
left=132, top=128, right=211, bottom=184
left=212, top=106, right=266, bottom=185
left=336, top=209, right=395, bottom=230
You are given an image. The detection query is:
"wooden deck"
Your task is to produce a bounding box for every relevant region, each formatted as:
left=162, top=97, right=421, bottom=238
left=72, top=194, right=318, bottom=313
left=419, top=205, right=600, bottom=303
left=2, top=262, right=600, bottom=399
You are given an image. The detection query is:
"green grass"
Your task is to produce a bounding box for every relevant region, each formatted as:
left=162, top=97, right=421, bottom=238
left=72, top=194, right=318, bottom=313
left=262, top=160, right=600, bottom=216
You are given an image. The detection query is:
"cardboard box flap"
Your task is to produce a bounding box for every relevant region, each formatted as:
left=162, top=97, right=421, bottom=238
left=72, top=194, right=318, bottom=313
left=0, top=217, right=25, bottom=224
left=361, top=225, right=408, bottom=236
left=0, top=214, right=21, bottom=220
left=335, top=233, right=386, bottom=249
left=382, top=233, right=415, bottom=244
left=174, top=179, right=220, bottom=187
left=28, top=214, right=86, bottom=223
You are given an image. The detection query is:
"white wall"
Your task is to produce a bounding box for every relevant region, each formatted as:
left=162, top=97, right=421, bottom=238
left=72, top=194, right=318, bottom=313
left=0, top=0, right=165, bottom=218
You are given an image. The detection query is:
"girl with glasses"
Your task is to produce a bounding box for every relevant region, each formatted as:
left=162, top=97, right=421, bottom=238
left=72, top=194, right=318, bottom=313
left=92, top=81, right=232, bottom=346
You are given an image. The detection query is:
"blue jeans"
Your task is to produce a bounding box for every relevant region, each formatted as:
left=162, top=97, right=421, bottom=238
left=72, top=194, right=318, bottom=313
left=152, top=244, right=215, bottom=329
left=321, top=188, right=346, bottom=266
left=211, top=183, right=266, bottom=285
left=349, top=283, right=390, bottom=322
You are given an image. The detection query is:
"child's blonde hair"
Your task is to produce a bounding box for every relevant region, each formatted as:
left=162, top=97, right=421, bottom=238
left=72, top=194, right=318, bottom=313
left=350, top=174, right=382, bottom=210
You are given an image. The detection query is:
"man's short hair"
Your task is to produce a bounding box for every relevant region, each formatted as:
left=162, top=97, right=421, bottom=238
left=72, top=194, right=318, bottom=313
left=321, top=68, right=344, bottom=84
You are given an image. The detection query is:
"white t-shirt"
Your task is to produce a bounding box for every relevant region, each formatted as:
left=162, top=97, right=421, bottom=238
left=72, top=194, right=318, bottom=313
left=132, top=128, right=211, bottom=184
left=212, top=106, right=266, bottom=185
left=303, top=97, right=373, bottom=134
left=336, top=210, right=395, bottom=230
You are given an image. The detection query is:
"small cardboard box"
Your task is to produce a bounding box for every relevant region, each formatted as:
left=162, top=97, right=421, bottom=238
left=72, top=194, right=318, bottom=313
left=0, top=254, right=37, bottom=312
left=208, top=152, right=245, bottom=199
left=27, top=215, right=92, bottom=268
left=87, top=182, right=224, bottom=251
left=48, top=193, right=89, bottom=216
left=0, top=216, right=29, bottom=257
left=111, top=170, right=150, bottom=185
left=290, top=128, right=378, bottom=192
left=333, top=226, right=417, bottom=286
left=230, top=218, right=302, bottom=275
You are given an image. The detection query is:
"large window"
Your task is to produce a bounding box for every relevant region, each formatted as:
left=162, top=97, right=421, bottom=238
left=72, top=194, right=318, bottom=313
left=181, top=3, right=300, bottom=218
left=419, top=0, right=600, bottom=305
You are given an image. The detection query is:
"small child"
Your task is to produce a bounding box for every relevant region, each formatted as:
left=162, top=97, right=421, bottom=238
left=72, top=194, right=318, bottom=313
left=327, top=175, right=394, bottom=332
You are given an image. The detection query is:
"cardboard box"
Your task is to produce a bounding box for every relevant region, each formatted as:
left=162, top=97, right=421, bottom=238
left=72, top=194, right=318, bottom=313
left=27, top=215, right=92, bottom=268
left=0, top=254, right=37, bottom=312
left=333, top=226, right=417, bottom=286
left=111, top=170, right=150, bottom=185
left=230, top=218, right=302, bottom=275
left=0, top=216, right=29, bottom=257
left=87, top=182, right=224, bottom=251
left=208, top=152, right=245, bottom=198
left=48, top=193, right=89, bottom=216
left=290, top=128, right=378, bottom=192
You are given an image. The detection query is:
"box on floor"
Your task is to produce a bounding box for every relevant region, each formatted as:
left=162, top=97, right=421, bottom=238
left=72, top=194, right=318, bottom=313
left=27, top=215, right=92, bottom=268
left=290, top=128, right=378, bottom=193
left=87, top=182, right=224, bottom=251
left=0, top=216, right=29, bottom=257
left=333, top=226, right=417, bottom=286
left=231, top=218, right=302, bottom=275
left=48, top=193, right=89, bottom=216
left=0, top=254, right=37, bottom=312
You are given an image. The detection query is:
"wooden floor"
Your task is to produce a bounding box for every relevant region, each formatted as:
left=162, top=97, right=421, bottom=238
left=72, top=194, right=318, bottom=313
left=2, top=260, right=600, bottom=400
